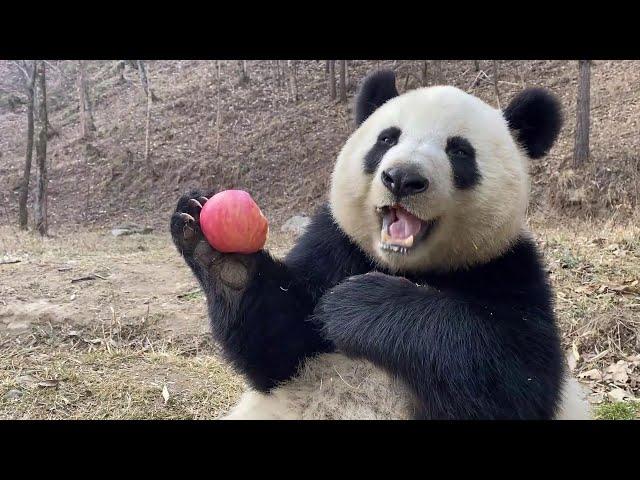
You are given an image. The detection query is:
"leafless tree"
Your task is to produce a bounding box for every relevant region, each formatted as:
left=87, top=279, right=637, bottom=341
left=143, top=64, right=156, bottom=175
left=493, top=60, right=501, bottom=108
left=215, top=60, right=223, bottom=155
left=77, top=60, right=96, bottom=140
left=136, top=60, right=158, bottom=101
left=328, top=60, right=336, bottom=100
left=115, top=60, right=126, bottom=84
left=432, top=60, right=443, bottom=84
left=288, top=60, right=299, bottom=103
left=238, top=60, right=249, bottom=84
left=33, top=61, right=48, bottom=236
left=422, top=60, right=429, bottom=86
left=474, top=60, right=480, bottom=72
left=573, top=60, right=591, bottom=167
left=12, top=61, right=37, bottom=230
left=338, top=60, right=347, bottom=103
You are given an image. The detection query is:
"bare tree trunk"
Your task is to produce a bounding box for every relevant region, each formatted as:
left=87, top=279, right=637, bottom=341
left=492, top=60, right=501, bottom=108
left=238, top=60, right=249, bottom=84
left=573, top=60, right=591, bottom=168
left=33, top=61, right=48, bottom=236
left=474, top=60, right=480, bottom=72
left=136, top=60, right=157, bottom=101
left=276, top=61, right=282, bottom=87
left=345, top=60, right=350, bottom=90
left=18, top=61, right=36, bottom=230
left=77, top=60, right=96, bottom=140
left=144, top=73, right=155, bottom=175
left=422, top=60, right=428, bottom=86
left=338, top=60, right=347, bottom=103
left=328, top=60, right=336, bottom=100
left=432, top=60, right=442, bottom=84
left=517, top=64, right=526, bottom=88
left=137, top=60, right=149, bottom=96
left=288, top=60, right=298, bottom=103
left=325, top=60, right=330, bottom=77
left=115, top=60, right=126, bottom=84
left=215, top=60, right=222, bottom=155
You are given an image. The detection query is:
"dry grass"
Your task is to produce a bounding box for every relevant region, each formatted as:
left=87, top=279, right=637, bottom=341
left=0, top=321, right=243, bottom=419
left=1, top=218, right=639, bottom=419
left=531, top=215, right=640, bottom=407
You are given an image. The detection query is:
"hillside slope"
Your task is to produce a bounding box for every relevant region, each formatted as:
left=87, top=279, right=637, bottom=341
left=1, top=60, right=639, bottom=234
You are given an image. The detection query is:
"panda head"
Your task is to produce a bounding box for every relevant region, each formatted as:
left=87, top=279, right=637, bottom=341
left=329, top=70, right=562, bottom=273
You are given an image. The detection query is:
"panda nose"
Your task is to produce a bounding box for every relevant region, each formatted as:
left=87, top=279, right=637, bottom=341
left=381, top=167, right=429, bottom=198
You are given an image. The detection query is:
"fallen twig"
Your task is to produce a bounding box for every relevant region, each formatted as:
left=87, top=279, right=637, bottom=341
left=177, top=289, right=201, bottom=299
left=71, top=275, right=97, bottom=283
left=0, top=259, right=21, bottom=265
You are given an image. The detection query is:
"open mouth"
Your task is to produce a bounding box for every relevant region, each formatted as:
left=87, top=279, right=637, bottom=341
left=376, top=205, right=438, bottom=255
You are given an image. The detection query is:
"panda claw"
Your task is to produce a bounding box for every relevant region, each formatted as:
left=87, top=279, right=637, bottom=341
left=199, top=196, right=209, bottom=204
left=178, top=212, right=196, bottom=224
left=189, top=199, right=203, bottom=210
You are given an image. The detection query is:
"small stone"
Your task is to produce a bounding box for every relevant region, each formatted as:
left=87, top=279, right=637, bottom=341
left=17, top=375, right=38, bottom=388
left=7, top=321, right=30, bottom=332
left=3, top=389, right=22, bottom=401
left=111, top=226, right=154, bottom=237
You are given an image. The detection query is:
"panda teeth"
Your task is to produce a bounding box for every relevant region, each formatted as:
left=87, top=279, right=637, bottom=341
left=379, top=243, right=410, bottom=255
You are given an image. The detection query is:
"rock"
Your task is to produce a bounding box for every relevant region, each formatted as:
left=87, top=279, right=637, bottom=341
left=111, top=226, right=154, bottom=237
left=6, top=321, right=30, bottom=332
left=280, top=215, right=310, bottom=236
left=607, top=388, right=634, bottom=402
left=17, top=375, right=38, bottom=388
left=3, top=389, right=22, bottom=401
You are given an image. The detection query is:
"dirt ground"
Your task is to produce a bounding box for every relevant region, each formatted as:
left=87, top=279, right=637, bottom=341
left=1, top=217, right=639, bottom=419
left=0, top=224, right=295, bottom=419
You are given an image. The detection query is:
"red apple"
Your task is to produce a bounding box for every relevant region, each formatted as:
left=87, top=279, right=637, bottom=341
left=199, top=190, right=268, bottom=254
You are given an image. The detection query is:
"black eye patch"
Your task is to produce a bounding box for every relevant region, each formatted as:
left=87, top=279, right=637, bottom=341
left=445, top=136, right=480, bottom=190
left=363, top=127, right=401, bottom=174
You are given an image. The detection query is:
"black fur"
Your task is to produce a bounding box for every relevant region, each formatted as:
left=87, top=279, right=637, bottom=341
left=355, top=70, right=399, bottom=126
left=313, top=238, right=564, bottom=420
left=172, top=192, right=563, bottom=419
left=446, top=136, right=481, bottom=189
left=503, top=88, right=562, bottom=159
left=363, top=127, right=401, bottom=174
left=171, top=196, right=373, bottom=392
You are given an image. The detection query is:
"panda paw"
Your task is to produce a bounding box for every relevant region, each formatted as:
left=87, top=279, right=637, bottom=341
left=170, top=189, right=254, bottom=294
left=313, top=272, right=420, bottom=352
left=170, top=189, right=212, bottom=256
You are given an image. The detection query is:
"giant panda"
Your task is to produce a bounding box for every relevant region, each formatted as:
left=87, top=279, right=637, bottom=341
left=170, top=70, right=590, bottom=420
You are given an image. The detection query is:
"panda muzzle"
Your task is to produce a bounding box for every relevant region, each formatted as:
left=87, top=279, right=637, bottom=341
left=380, top=206, right=423, bottom=248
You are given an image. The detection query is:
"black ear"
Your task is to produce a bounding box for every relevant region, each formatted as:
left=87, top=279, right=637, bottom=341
left=354, top=70, right=399, bottom=126
left=503, top=88, right=562, bottom=159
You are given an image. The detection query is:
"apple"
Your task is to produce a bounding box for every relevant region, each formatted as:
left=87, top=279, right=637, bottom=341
left=199, top=190, right=268, bottom=254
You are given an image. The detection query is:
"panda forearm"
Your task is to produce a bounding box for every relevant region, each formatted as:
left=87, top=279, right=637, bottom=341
left=314, top=272, right=563, bottom=419
left=205, top=249, right=333, bottom=392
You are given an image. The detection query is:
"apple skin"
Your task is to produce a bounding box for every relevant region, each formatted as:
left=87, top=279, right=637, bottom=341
left=199, top=190, right=269, bottom=254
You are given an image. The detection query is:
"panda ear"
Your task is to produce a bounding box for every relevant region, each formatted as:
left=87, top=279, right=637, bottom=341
left=503, top=88, right=563, bottom=159
left=354, top=70, right=399, bottom=126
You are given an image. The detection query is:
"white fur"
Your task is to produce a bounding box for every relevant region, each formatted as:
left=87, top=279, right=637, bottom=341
left=221, top=354, right=590, bottom=420
left=330, top=86, right=530, bottom=273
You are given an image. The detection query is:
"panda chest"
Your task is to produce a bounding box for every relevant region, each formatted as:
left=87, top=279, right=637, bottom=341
left=277, top=352, right=414, bottom=420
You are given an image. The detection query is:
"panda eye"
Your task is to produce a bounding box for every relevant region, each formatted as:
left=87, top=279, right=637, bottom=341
left=451, top=148, right=468, bottom=157
left=446, top=136, right=475, bottom=160
left=379, top=136, right=396, bottom=146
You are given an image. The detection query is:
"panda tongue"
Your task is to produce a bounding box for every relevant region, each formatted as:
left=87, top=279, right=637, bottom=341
left=389, top=208, right=422, bottom=240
